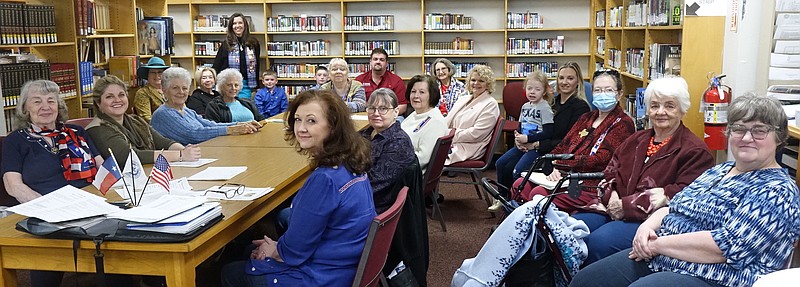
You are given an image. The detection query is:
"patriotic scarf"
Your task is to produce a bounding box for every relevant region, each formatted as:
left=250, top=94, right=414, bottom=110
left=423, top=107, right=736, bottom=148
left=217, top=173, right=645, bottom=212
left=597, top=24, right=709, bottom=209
left=227, top=41, right=258, bottom=89
left=29, top=123, right=97, bottom=182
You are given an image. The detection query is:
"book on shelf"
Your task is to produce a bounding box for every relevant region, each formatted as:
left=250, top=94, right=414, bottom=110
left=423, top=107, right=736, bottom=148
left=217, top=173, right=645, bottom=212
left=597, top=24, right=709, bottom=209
left=625, top=48, right=644, bottom=77
left=649, top=0, right=682, bottom=26
left=0, top=3, right=57, bottom=45
left=268, top=14, right=331, bottom=32
left=348, top=63, right=395, bottom=76
left=79, top=61, right=94, bottom=98
left=344, top=15, right=394, bottom=31
left=195, top=41, right=222, bottom=56
left=507, top=12, right=544, bottom=29
left=424, top=38, right=474, bottom=55
left=108, top=56, right=139, bottom=88
left=271, top=63, right=326, bottom=78
left=506, top=62, right=559, bottom=79
left=267, top=40, right=331, bottom=57
left=506, top=36, right=564, bottom=55
left=627, top=1, right=647, bottom=27
left=649, top=43, right=681, bottom=79
left=0, top=60, right=52, bottom=108
left=344, top=40, right=399, bottom=56
left=424, top=13, right=472, bottom=30
left=74, top=0, right=96, bottom=36
left=138, top=17, right=174, bottom=56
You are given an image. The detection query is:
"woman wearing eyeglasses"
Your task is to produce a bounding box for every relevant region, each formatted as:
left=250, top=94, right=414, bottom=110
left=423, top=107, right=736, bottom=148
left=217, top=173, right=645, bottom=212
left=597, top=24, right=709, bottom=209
left=516, top=70, right=635, bottom=213
left=445, top=64, right=500, bottom=165
left=360, top=88, right=415, bottom=212
left=430, top=58, right=467, bottom=116
left=571, top=93, right=800, bottom=287
left=573, top=77, right=714, bottom=266
left=320, top=58, right=367, bottom=112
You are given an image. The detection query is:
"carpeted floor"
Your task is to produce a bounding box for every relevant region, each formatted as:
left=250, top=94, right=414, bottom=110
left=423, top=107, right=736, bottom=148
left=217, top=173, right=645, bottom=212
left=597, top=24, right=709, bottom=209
left=14, top=170, right=500, bottom=287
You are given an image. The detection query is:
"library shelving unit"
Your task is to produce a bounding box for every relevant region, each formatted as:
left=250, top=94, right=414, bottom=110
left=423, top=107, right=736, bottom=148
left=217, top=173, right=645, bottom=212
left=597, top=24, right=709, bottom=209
left=165, top=0, right=594, bottom=99
left=590, top=0, right=724, bottom=137
left=0, top=0, right=82, bottom=133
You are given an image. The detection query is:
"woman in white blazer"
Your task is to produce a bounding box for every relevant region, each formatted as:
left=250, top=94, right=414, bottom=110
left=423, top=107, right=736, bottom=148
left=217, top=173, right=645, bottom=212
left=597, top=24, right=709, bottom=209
left=445, top=65, right=500, bottom=165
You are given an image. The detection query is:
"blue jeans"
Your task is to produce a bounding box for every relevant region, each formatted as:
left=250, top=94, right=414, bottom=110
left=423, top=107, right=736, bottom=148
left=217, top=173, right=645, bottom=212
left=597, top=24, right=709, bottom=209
left=221, top=261, right=269, bottom=287
left=495, top=147, right=539, bottom=196
left=572, top=212, right=641, bottom=266
left=569, top=248, right=724, bottom=287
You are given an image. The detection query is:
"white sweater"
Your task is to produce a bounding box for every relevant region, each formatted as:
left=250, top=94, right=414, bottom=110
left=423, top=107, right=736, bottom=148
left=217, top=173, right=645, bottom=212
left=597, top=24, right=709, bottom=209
left=400, top=108, right=449, bottom=173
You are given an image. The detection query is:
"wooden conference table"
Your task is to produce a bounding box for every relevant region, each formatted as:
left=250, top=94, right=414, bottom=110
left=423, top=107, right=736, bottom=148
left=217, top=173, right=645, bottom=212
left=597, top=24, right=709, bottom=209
left=789, top=125, right=800, bottom=186
left=0, top=129, right=312, bottom=286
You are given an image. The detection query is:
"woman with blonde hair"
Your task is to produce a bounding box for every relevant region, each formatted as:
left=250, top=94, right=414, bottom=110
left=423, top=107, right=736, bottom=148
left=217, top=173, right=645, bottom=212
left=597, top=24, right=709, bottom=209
left=187, top=66, right=220, bottom=116
left=445, top=64, right=500, bottom=165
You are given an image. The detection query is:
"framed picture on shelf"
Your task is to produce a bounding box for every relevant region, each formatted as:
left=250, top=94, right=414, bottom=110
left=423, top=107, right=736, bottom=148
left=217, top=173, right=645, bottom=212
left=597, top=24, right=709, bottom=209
left=138, top=20, right=166, bottom=56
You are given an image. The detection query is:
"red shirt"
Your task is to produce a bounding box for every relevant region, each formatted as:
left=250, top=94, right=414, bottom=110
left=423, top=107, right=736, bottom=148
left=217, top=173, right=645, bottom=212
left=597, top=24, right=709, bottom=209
left=355, top=70, right=408, bottom=104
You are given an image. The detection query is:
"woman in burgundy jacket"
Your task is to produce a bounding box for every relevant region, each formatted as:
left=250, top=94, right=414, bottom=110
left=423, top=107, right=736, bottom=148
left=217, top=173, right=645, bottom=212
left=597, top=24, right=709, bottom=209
left=575, top=76, right=714, bottom=266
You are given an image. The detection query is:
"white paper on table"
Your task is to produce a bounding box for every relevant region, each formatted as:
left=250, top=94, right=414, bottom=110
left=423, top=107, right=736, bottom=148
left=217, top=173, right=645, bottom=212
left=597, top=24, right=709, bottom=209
left=107, top=195, right=208, bottom=223
left=350, top=114, right=368, bottom=121
left=265, top=118, right=283, bottom=123
left=7, top=185, right=121, bottom=223
left=113, top=177, right=195, bottom=205
left=170, top=158, right=218, bottom=168
left=775, top=40, right=800, bottom=54
left=188, top=166, right=247, bottom=181
left=204, top=185, right=275, bottom=201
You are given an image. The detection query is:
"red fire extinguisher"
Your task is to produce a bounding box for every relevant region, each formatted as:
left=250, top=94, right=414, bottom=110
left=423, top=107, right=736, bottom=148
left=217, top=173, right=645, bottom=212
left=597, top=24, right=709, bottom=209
left=701, top=73, right=731, bottom=150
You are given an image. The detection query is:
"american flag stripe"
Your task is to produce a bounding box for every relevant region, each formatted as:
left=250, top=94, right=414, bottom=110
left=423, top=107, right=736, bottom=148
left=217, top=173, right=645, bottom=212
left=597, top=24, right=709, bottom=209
left=151, top=154, right=173, bottom=192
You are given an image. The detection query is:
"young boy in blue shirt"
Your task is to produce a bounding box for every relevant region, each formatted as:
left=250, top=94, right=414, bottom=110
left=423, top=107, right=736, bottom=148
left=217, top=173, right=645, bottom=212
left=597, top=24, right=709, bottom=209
left=254, top=70, right=288, bottom=118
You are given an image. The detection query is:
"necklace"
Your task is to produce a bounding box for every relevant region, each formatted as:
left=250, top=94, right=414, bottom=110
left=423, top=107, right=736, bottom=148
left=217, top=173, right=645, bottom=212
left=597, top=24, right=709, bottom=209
left=646, top=135, right=672, bottom=157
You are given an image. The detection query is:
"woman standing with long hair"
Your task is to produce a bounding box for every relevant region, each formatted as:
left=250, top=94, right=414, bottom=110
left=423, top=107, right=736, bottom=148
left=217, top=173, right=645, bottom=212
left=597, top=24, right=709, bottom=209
left=213, top=13, right=260, bottom=99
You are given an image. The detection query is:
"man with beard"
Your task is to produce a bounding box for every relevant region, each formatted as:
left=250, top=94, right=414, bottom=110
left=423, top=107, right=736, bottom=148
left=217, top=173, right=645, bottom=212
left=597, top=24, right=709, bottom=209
left=355, top=48, right=409, bottom=115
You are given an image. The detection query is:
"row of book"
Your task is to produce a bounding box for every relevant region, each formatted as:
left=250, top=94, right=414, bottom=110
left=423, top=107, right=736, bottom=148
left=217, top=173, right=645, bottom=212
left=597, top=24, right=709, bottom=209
left=78, top=61, right=94, bottom=98
left=74, top=0, right=95, bottom=36
left=507, top=37, right=565, bottom=55
left=424, top=13, right=473, bottom=30
left=424, top=62, right=488, bottom=78
left=627, top=1, right=648, bottom=27
left=607, top=48, right=622, bottom=70
left=344, top=15, right=395, bottom=31
left=625, top=48, right=645, bottom=77
left=270, top=63, right=326, bottom=79
left=108, top=56, right=139, bottom=89
left=649, top=43, right=681, bottom=79
left=649, top=0, right=682, bottom=26
left=348, top=63, right=396, bottom=76
left=595, top=10, right=606, bottom=28
left=608, top=6, right=624, bottom=28
left=0, top=62, right=51, bottom=108
left=194, top=15, right=229, bottom=32
left=344, top=41, right=399, bottom=56
left=266, top=40, right=331, bottom=57
left=424, top=39, right=475, bottom=55
left=0, top=3, right=57, bottom=45
left=506, top=62, right=560, bottom=79
left=194, top=41, right=223, bottom=56
left=267, top=14, right=332, bottom=32
left=137, top=17, right=175, bottom=56
left=506, top=12, right=545, bottom=29
left=596, top=36, right=606, bottom=55
left=278, top=85, right=315, bottom=99
left=50, top=63, right=78, bottom=99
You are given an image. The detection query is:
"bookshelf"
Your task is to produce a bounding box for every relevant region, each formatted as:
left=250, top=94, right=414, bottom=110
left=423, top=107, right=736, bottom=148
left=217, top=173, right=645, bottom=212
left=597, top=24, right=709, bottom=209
left=165, top=0, right=594, bottom=99
left=590, top=0, right=724, bottom=138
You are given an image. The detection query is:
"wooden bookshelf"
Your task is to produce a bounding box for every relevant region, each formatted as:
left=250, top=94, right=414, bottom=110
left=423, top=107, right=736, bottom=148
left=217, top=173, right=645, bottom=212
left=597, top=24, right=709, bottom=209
left=590, top=0, right=724, bottom=138
left=165, top=0, right=594, bottom=99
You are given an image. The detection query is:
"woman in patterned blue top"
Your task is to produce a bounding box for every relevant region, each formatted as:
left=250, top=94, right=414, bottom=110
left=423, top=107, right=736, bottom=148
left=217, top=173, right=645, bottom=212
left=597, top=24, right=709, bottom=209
left=570, top=93, right=800, bottom=287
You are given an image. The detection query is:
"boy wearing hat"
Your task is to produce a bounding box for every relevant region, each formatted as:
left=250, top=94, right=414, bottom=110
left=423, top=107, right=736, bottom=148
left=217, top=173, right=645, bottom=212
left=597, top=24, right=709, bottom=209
left=134, top=57, right=170, bottom=121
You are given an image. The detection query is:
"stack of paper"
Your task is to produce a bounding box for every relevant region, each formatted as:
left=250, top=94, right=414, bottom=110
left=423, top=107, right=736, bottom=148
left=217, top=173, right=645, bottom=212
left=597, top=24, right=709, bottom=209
left=126, top=202, right=222, bottom=234
left=7, top=185, right=121, bottom=222
left=520, top=172, right=570, bottom=191
left=107, top=195, right=207, bottom=223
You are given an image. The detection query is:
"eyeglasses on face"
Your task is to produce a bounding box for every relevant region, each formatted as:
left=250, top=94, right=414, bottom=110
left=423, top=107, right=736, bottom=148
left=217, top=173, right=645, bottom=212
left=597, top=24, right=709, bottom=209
left=592, top=88, right=618, bottom=94
left=727, top=124, right=776, bottom=140
left=203, top=183, right=245, bottom=199
left=366, top=106, right=394, bottom=115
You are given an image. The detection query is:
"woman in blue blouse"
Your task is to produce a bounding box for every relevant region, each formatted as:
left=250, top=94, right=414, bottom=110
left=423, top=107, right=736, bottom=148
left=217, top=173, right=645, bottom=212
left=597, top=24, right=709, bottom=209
left=570, top=93, right=800, bottom=287
left=151, top=67, right=259, bottom=145
left=221, top=89, right=376, bottom=287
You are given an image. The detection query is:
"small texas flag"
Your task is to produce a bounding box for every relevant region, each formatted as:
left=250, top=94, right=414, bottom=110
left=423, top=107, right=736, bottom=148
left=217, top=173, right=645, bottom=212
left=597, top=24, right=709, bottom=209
left=92, top=157, right=122, bottom=195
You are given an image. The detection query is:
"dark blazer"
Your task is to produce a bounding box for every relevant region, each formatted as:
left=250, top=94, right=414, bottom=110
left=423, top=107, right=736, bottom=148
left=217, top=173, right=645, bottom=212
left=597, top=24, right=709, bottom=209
left=383, top=160, right=429, bottom=287
left=187, top=89, right=219, bottom=117
left=204, top=97, right=265, bottom=123
left=538, top=94, right=591, bottom=153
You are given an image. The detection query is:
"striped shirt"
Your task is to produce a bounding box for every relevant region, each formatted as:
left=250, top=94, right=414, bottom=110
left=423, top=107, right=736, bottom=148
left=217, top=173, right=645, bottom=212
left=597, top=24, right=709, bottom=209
left=650, top=161, right=800, bottom=287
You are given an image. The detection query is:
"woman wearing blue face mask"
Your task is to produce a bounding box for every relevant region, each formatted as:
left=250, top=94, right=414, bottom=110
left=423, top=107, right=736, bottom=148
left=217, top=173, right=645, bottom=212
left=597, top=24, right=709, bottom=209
left=514, top=70, right=636, bottom=214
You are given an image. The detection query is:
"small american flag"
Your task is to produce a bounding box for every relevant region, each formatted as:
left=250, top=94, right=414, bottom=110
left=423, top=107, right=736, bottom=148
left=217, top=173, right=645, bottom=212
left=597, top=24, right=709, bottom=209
left=150, top=154, right=173, bottom=192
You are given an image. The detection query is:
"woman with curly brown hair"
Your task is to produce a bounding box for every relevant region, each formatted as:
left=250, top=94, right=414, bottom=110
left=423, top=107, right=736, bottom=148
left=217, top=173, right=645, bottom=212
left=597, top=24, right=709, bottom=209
left=221, top=89, right=376, bottom=287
